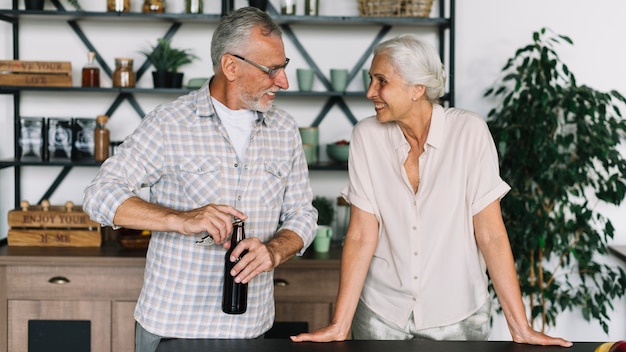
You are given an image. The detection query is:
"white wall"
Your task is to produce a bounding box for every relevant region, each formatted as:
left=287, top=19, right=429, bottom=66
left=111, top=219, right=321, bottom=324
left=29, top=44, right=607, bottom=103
left=1, top=0, right=625, bottom=342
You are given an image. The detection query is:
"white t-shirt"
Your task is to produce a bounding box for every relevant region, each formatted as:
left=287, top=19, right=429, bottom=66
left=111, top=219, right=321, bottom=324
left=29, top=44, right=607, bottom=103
left=211, top=97, right=255, bottom=161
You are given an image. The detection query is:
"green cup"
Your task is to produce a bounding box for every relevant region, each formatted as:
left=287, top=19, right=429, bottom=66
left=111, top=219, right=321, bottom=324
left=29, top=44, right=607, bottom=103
left=302, top=144, right=317, bottom=164
left=330, top=68, right=349, bottom=92
left=313, top=225, right=333, bottom=252
left=297, top=68, right=315, bottom=92
left=362, top=69, right=371, bottom=91
left=299, top=127, right=319, bottom=146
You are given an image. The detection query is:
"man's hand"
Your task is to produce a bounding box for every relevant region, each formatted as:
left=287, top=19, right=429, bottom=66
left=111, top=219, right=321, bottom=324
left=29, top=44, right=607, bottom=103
left=175, top=204, right=247, bottom=244
left=113, top=197, right=247, bottom=243
left=225, top=237, right=276, bottom=284
left=225, top=229, right=305, bottom=284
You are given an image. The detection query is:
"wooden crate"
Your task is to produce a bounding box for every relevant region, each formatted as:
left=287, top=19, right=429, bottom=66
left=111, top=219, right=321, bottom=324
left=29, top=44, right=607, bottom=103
left=7, top=200, right=102, bottom=247
left=0, top=60, right=72, bottom=87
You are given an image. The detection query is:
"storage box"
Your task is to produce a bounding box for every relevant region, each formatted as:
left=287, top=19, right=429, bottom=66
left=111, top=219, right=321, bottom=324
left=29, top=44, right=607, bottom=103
left=0, top=60, right=72, bottom=87
left=72, top=118, right=96, bottom=161
left=47, top=118, right=73, bottom=161
left=18, top=117, right=46, bottom=161
left=7, top=200, right=102, bottom=247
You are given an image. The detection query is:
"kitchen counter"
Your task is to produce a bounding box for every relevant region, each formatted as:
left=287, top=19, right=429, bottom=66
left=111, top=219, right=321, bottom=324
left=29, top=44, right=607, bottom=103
left=156, top=339, right=598, bottom=352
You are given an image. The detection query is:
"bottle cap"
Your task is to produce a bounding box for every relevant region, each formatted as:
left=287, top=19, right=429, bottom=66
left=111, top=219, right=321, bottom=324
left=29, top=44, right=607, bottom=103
left=96, top=115, right=108, bottom=124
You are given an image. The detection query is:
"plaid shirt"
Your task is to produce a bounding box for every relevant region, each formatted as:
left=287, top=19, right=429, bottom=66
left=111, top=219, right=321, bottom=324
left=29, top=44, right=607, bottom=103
left=83, top=81, right=317, bottom=338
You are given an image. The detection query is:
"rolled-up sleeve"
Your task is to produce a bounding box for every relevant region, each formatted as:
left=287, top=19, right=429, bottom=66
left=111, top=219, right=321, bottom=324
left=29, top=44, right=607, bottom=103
left=83, top=112, right=164, bottom=226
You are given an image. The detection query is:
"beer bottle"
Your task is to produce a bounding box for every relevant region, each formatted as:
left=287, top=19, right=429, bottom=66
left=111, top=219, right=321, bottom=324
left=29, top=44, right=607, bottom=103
left=222, top=218, right=248, bottom=314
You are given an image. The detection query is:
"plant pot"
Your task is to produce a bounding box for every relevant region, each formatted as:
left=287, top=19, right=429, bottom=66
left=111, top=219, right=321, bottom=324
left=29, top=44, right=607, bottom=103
left=152, top=71, right=184, bottom=89
left=152, top=71, right=168, bottom=88
left=169, top=72, right=184, bottom=89
left=248, top=0, right=268, bottom=10
left=25, top=0, right=45, bottom=10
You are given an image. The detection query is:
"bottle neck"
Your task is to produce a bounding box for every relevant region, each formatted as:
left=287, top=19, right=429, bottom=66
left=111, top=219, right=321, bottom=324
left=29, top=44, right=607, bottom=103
left=231, top=221, right=245, bottom=245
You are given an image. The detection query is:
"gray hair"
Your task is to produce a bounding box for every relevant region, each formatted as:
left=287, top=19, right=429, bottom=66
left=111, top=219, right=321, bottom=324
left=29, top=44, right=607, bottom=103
left=211, top=7, right=283, bottom=71
left=373, top=34, right=446, bottom=103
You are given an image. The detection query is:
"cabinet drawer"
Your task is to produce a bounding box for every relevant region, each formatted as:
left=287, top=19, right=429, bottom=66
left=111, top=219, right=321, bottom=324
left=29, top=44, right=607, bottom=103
left=6, top=265, right=144, bottom=300
left=273, top=267, right=339, bottom=302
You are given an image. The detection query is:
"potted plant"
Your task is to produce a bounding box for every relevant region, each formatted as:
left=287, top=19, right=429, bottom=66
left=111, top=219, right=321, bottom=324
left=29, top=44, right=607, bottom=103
left=140, top=38, right=198, bottom=88
left=312, top=196, right=335, bottom=252
left=484, top=27, right=626, bottom=334
left=312, top=196, right=334, bottom=227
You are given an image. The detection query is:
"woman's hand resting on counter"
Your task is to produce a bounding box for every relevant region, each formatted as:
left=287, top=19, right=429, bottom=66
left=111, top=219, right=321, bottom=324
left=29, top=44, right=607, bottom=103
left=290, top=322, right=349, bottom=342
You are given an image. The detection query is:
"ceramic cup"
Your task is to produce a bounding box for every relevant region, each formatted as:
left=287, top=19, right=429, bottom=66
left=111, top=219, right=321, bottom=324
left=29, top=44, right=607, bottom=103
left=298, top=126, right=319, bottom=146
left=330, top=69, right=349, bottom=92
left=297, top=68, right=315, bottom=92
left=313, top=225, right=333, bottom=252
left=362, top=69, right=371, bottom=91
left=302, top=144, right=317, bottom=164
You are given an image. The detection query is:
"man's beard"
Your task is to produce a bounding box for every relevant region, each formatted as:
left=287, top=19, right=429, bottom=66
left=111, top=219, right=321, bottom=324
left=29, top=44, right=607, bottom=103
left=244, top=91, right=272, bottom=112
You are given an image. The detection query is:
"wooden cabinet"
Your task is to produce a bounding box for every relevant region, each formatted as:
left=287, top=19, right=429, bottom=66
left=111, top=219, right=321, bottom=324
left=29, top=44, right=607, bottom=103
left=9, top=300, right=112, bottom=352
left=273, top=247, right=341, bottom=331
left=0, top=246, right=145, bottom=352
left=0, top=243, right=340, bottom=351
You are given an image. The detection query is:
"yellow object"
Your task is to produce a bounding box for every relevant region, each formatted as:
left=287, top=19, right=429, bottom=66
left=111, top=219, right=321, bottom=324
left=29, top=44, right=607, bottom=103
left=595, top=342, right=614, bottom=352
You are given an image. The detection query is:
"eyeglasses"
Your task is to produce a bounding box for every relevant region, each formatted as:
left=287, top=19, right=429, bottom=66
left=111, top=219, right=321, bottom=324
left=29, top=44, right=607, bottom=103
left=231, top=54, right=290, bottom=79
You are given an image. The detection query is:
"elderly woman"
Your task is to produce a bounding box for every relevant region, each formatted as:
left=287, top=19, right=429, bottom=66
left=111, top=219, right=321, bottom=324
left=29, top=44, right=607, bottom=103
left=291, top=35, right=572, bottom=346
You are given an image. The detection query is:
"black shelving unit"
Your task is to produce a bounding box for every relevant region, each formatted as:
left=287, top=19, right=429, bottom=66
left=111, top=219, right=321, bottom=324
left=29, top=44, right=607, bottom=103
left=0, top=0, right=454, bottom=207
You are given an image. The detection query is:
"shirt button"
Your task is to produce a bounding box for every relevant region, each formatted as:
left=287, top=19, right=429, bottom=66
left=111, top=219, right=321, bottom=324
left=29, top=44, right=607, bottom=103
left=413, top=251, right=418, bottom=256
left=237, top=196, right=242, bottom=201
left=412, top=226, right=417, bottom=230
left=244, top=165, right=249, bottom=171
left=412, top=297, right=417, bottom=301
left=234, top=163, right=239, bottom=168
left=197, top=167, right=202, bottom=172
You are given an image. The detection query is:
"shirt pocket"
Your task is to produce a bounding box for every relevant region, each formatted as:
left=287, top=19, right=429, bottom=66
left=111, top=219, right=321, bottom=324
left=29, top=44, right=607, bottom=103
left=261, top=161, right=290, bottom=209
left=177, top=157, right=221, bottom=207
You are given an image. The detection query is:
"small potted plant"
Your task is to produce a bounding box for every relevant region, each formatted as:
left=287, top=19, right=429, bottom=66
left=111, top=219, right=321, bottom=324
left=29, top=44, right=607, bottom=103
left=312, top=196, right=334, bottom=252
left=140, top=38, right=198, bottom=88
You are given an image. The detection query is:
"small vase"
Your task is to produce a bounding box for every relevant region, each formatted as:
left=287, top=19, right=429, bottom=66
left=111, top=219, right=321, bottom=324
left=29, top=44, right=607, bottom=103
left=25, top=0, right=45, bottom=10
left=185, top=0, right=203, bottom=13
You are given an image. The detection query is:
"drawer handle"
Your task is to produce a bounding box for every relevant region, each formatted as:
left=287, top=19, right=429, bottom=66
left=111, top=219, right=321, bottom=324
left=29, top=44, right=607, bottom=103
left=274, top=278, right=289, bottom=287
left=48, top=276, right=70, bottom=285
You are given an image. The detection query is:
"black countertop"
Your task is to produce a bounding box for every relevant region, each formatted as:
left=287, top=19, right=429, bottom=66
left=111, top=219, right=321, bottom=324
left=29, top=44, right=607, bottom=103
left=156, top=339, right=598, bottom=352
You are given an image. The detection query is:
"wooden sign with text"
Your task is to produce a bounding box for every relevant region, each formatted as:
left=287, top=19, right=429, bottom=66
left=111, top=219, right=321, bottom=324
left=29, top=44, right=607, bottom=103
left=7, top=200, right=101, bottom=247
left=0, top=60, right=72, bottom=87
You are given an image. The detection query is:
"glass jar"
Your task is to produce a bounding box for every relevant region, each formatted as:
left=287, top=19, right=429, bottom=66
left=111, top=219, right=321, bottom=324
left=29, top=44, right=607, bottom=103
left=142, top=0, right=165, bottom=13
left=304, top=0, right=318, bottom=15
left=112, top=58, right=136, bottom=88
left=107, top=0, right=130, bottom=12
left=280, top=0, right=295, bottom=15
left=185, top=0, right=203, bottom=13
